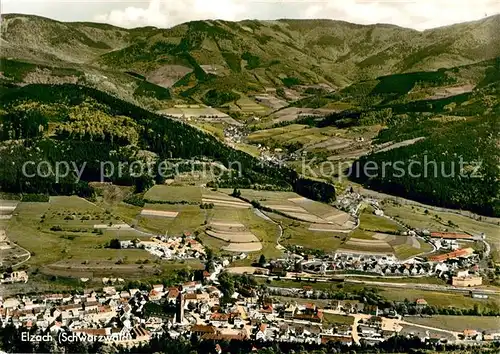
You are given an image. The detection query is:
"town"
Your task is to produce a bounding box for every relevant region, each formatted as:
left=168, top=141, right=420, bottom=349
left=1, top=5, right=500, bottom=354
left=1, top=236, right=499, bottom=352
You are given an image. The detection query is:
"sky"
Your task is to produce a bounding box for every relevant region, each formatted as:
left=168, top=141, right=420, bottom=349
left=2, top=0, right=499, bottom=31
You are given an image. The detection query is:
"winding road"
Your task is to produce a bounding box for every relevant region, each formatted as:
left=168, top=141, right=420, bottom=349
left=11, top=245, right=31, bottom=268
left=253, top=208, right=285, bottom=250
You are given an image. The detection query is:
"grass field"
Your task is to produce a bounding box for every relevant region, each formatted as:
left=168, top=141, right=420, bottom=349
left=197, top=232, right=229, bottom=251
left=247, top=124, right=307, bottom=141
left=234, top=142, right=261, bottom=157
left=342, top=229, right=393, bottom=254
left=232, top=189, right=301, bottom=202
left=271, top=213, right=345, bottom=252
left=406, top=315, right=500, bottom=332
left=340, top=238, right=393, bottom=253
left=343, top=210, right=431, bottom=258
left=201, top=191, right=250, bottom=209
left=256, top=278, right=355, bottom=292
left=5, top=197, right=203, bottom=279
left=104, top=203, right=142, bottom=225
left=6, top=199, right=148, bottom=266
left=383, top=202, right=499, bottom=236
left=44, top=258, right=203, bottom=279
left=235, top=93, right=268, bottom=114
left=106, top=197, right=213, bottom=241
left=144, top=185, right=202, bottom=203
left=348, top=228, right=375, bottom=240
left=233, top=189, right=354, bottom=230
left=359, top=210, right=403, bottom=233
left=393, top=240, right=433, bottom=259
left=380, top=288, right=500, bottom=313
left=248, top=125, right=341, bottom=150
left=257, top=277, right=500, bottom=314
left=323, top=313, right=354, bottom=328
left=399, top=324, right=456, bottom=341
left=348, top=277, right=446, bottom=285
left=194, top=122, right=225, bottom=140
left=138, top=204, right=206, bottom=236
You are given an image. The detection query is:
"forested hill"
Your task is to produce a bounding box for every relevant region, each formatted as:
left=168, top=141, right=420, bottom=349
left=266, top=55, right=499, bottom=216
left=0, top=83, right=335, bottom=203
left=343, top=71, right=500, bottom=216
left=350, top=114, right=500, bottom=216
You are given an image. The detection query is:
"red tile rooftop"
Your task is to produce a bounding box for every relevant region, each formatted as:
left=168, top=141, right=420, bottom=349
left=74, top=328, right=108, bottom=336
left=430, top=232, right=472, bottom=239
left=428, top=248, right=472, bottom=262
left=191, top=324, right=217, bottom=333
left=210, top=313, right=230, bottom=321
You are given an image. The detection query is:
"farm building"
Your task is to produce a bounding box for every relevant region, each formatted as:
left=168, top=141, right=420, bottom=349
left=452, top=275, right=483, bottom=287
left=427, top=248, right=474, bottom=262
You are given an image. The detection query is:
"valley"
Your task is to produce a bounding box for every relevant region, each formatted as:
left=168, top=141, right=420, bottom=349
left=0, top=11, right=499, bottom=354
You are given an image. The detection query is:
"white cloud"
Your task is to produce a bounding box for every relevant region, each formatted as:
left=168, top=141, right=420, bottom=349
left=2, top=0, right=500, bottom=30
left=302, top=0, right=499, bottom=30
left=94, top=0, right=247, bottom=28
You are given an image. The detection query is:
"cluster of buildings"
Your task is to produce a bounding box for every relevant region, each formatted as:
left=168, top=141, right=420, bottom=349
left=0, top=280, right=343, bottom=347
left=0, top=287, right=152, bottom=347
left=265, top=248, right=482, bottom=285
left=336, top=190, right=364, bottom=215
left=459, top=329, right=500, bottom=342
left=0, top=270, right=28, bottom=284
left=120, top=234, right=206, bottom=261
left=1, top=263, right=497, bottom=350
left=224, top=126, right=245, bottom=145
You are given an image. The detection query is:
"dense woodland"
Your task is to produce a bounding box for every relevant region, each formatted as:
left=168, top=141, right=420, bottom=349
left=0, top=83, right=335, bottom=202
left=350, top=115, right=500, bottom=216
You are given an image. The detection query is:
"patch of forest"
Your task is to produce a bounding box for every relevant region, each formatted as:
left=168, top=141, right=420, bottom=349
left=349, top=115, right=499, bottom=216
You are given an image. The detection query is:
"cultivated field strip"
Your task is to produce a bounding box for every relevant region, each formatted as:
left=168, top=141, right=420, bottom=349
left=285, top=212, right=325, bottom=223
left=140, top=209, right=179, bottom=218
left=308, top=223, right=354, bottom=233
left=265, top=204, right=308, bottom=213
left=205, top=230, right=259, bottom=243
left=222, top=242, right=262, bottom=252
left=343, top=236, right=394, bottom=253
left=201, top=197, right=250, bottom=208
left=93, top=223, right=133, bottom=230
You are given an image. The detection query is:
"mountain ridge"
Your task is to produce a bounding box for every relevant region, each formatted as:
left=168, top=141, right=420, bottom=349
left=4, top=12, right=498, bottom=32
left=2, top=13, right=499, bottom=93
